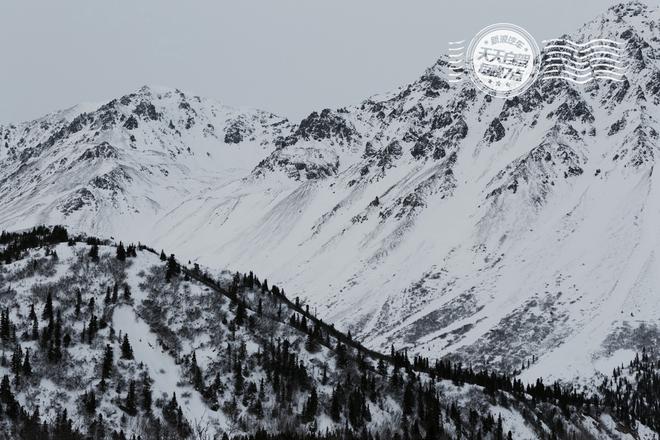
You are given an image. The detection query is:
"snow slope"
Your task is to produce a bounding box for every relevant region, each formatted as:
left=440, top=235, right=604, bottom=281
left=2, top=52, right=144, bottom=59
left=5, top=232, right=648, bottom=439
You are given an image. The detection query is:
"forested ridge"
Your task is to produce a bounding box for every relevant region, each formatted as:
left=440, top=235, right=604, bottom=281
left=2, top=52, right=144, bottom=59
left=0, top=226, right=656, bottom=440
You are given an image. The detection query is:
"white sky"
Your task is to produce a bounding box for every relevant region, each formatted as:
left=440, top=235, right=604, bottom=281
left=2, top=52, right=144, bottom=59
left=0, top=0, right=657, bottom=123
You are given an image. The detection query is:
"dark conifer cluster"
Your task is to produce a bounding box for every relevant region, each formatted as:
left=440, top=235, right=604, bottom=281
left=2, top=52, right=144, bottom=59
left=599, top=348, right=660, bottom=431
left=0, top=225, right=70, bottom=264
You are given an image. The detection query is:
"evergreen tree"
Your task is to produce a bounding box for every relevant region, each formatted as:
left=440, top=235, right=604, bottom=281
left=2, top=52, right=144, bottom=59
left=116, top=242, right=126, bottom=262
left=191, top=351, right=203, bottom=390
left=120, top=334, right=134, bottom=360
left=89, top=243, right=99, bottom=262
left=22, top=348, right=32, bottom=377
left=303, top=386, right=319, bottom=422
left=28, top=303, right=37, bottom=322
left=235, top=302, right=246, bottom=327
left=42, top=292, right=54, bottom=321
left=305, top=331, right=319, bottom=353
left=403, top=381, right=414, bottom=416
left=0, top=308, right=10, bottom=342
left=141, top=377, right=152, bottom=412
left=330, top=386, right=342, bottom=422
left=0, top=375, right=13, bottom=403
left=335, top=343, right=348, bottom=369
left=233, top=360, right=244, bottom=395
left=495, top=414, right=504, bottom=440
left=10, top=344, right=23, bottom=377
left=165, top=254, right=179, bottom=282
left=84, top=390, right=97, bottom=414
left=101, top=344, right=113, bottom=380
left=87, top=314, right=98, bottom=343
left=124, top=380, right=137, bottom=415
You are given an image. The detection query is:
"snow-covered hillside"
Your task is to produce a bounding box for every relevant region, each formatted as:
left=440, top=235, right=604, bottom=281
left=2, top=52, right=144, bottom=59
left=2, top=1, right=660, bottom=386
left=0, top=226, right=657, bottom=440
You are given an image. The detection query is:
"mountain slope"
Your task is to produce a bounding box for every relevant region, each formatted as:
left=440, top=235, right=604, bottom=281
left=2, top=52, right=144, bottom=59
left=0, top=226, right=658, bottom=440
left=2, top=2, right=660, bottom=386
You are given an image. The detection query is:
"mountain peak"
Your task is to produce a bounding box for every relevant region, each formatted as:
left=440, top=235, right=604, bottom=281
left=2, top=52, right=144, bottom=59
left=607, top=0, right=655, bottom=17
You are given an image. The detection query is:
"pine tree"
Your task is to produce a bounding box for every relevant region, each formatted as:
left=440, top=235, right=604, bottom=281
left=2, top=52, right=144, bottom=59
left=112, top=283, right=119, bottom=303
left=120, top=335, right=134, bottom=360
left=330, top=386, right=342, bottom=422
left=165, top=254, right=179, bottom=282
left=160, top=250, right=167, bottom=261
left=335, top=343, right=348, bottom=369
left=101, top=344, right=113, bottom=380
left=10, top=344, right=23, bottom=377
left=235, top=302, right=246, bottom=326
left=116, top=242, right=126, bottom=262
left=141, top=377, right=152, bottom=412
left=28, top=303, right=37, bottom=322
left=495, top=414, right=504, bottom=440
left=0, top=375, right=12, bottom=403
left=303, top=386, right=319, bottom=422
left=0, top=309, right=10, bottom=341
left=87, top=314, right=98, bottom=343
left=403, top=381, right=414, bottom=416
left=84, top=389, right=97, bottom=414
left=305, top=331, right=319, bottom=353
left=22, top=349, right=32, bottom=377
left=233, top=361, right=244, bottom=395
left=89, top=243, right=99, bottom=262
left=191, top=351, right=203, bottom=390
left=125, top=380, right=137, bottom=415
left=42, top=292, right=53, bottom=321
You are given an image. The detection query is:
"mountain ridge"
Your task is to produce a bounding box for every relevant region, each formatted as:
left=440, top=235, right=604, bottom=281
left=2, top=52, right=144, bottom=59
left=0, top=225, right=658, bottom=439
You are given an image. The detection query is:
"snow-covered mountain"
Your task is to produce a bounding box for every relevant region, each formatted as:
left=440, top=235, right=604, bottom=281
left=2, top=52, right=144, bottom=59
left=2, top=1, right=660, bottom=386
left=0, top=85, right=290, bottom=237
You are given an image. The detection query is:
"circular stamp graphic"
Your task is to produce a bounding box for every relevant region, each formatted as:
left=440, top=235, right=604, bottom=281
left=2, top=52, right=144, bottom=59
left=465, top=23, right=540, bottom=98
